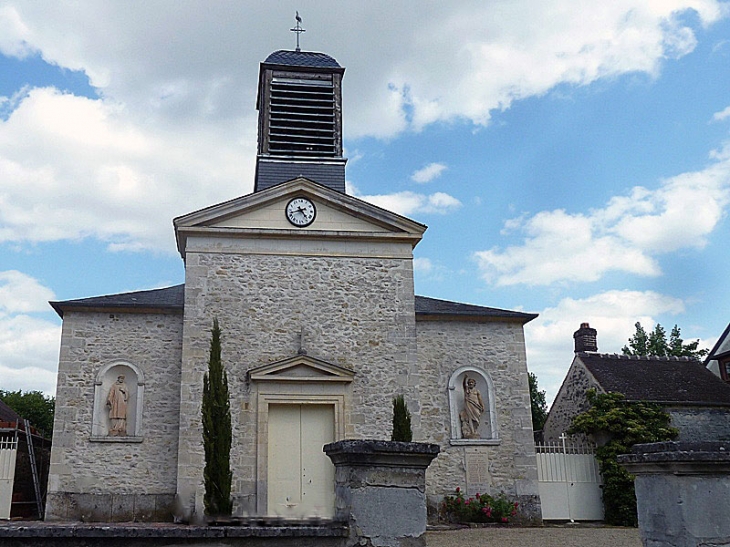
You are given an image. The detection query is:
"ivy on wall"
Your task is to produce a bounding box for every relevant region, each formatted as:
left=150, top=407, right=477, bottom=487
left=569, top=389, right=677, bottom=526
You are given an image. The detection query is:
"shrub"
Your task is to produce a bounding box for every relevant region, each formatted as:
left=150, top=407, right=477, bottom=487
left=202, top=318, right=233, bottom=516
left=391, top=394, right=413, bottom=442
left=441, top=488, right=518, bottom=524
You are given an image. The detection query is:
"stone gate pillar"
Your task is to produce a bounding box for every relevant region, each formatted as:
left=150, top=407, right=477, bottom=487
left=620, top=441, right=730, bottom=547
left=324, top=440, right=440, bottom=547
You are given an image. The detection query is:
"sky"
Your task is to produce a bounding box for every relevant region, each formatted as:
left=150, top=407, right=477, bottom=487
left=1, top=1, right=729, bottom=407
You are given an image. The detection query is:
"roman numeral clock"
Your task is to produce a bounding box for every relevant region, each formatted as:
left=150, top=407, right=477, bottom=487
left=286, top=197, right=316, bottom=227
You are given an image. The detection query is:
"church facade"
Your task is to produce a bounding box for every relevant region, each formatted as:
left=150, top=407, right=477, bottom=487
left=45, top=49, right=541, bottom=522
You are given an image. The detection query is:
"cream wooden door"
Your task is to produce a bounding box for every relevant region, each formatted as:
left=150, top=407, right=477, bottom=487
left=267, top=404, right=335, bottom=518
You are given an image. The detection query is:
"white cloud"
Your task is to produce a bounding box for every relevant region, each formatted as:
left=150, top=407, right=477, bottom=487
left=0, top=5, right=35, bottom=58
left=0, top=87, right=251, bottom=252
left=356, top=190, right=462, bottom=216
left=474, top=149, right=730, bottom=286
left=411, top=162, right=447, bottom=184
left=413, top=257, right=433, bottom=273
left=0, top=2, right=724, bottom=140
left=0, top=271, right=60, bottom=395
left=712, top=105, right=730, bottom=122
left=525, top=289, right=687, bottom=404
left=0, top=270, right=56, bottom=313
left=0, top=2, right=722, bottom=251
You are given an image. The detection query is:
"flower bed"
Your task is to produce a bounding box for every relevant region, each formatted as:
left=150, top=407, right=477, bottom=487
left=440, top=488, right=518, bottom=524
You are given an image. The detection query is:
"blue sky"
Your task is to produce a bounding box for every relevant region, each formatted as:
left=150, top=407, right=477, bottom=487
left=1, top=2, right=729, bottom=405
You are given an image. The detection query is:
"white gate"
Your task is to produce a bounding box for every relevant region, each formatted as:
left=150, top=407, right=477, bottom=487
left=0, top=437, right=18, bottom=520
left=536, top=435, right=604, bottom=521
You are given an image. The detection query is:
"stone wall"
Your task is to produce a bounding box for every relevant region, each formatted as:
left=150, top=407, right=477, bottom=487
left=46, top=311, right=183, bottom=521
left=176, top=246, right=419, bottom=518
left=415, top=319, right=541, bottom=522
left=542, top=358, right=600, bottom=442
left=667, top=407, right=730, bottom=442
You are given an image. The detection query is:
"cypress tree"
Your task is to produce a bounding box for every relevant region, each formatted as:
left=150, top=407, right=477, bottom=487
left=202, top=318, right=233, bottom=516
left=391, top=395, right=413, bottom=442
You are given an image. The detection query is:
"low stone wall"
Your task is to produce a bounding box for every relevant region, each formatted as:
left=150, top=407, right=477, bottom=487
left=324, top=439, right=440, bottom=547
left=620, top=441, right=730, bottom=547
left=0, top=521, right=348, bottom=547
left=45, top=492, right=174, bottom=522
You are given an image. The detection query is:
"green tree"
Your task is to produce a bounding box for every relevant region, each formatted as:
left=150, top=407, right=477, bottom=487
left=0, top=390, right=55, bottom=436
left=391, top=395, right=412, bottom=442
left=201, top=319, right=233, bottom=516
left=569, top=389, right=677, bottom=526
left=528, top=373, right=548, bottom=431
left=622, top=322, right=708, bottom=359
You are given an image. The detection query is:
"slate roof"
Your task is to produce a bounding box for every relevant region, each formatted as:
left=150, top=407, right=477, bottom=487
left=50, top=285, right=535, bottom=323
left=0, top=399, right=20, bottom=423
left=414, top=295, right=537, bottom=323
left=50, top=284, right=185, bottom=318
left=254, top=161, right=346, bottom=193
left=264, top=50, right=341, bottom=69
left=579, top=352, right=730, bottom=406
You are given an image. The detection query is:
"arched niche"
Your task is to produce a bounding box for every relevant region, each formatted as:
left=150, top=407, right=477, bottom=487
left=448, top=366, right=499, bottom=445
left=91, top=361, right=145, bottom=441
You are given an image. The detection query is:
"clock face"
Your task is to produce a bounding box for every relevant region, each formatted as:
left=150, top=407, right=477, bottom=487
left=285, top=197, right=316, bottom=227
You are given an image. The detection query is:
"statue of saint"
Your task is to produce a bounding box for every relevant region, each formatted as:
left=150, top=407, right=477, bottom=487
left=107, top=375, right=129, bottom=436
left=459, top=375, right=484, bottom=439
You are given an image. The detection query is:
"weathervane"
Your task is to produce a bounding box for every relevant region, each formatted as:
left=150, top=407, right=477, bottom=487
left=290, top=11, right=305, bottom=52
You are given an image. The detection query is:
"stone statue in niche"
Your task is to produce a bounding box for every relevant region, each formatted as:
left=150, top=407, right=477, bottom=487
left=106, top=375, right=129, bottom=436
left=459, top=375, right=484, bottom=439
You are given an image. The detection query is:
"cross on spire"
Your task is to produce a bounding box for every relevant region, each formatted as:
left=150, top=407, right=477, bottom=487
left=290, top=11, right=306, bottom=52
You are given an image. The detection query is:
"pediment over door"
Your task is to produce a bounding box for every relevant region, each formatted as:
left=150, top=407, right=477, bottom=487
left=247, top=354, right=355, bottom=383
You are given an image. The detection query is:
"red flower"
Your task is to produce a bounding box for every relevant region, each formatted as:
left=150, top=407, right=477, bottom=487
left=455, top=487, right=460, bottom=493
left=514, top=502, right=519, bottom=508
left=501, top=517, right=508, bottom=523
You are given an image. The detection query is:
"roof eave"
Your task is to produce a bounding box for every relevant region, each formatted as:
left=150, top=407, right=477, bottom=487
left=415, top=312, right=538, bottom=325
left=50, top=303, right=183, bottom=319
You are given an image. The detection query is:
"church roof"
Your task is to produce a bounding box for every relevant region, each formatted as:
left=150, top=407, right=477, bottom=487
left=578, top=352, right=730, bottom=406
left=50, top=284, right=535, bottom=323
left=50, top=284, right=185, bottom=318
left=414, top=295, right=537, bottom=324
left=263, top=50, right=341, bottom=68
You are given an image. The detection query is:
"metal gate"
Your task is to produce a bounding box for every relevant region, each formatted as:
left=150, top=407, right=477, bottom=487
left=0, top=437, right=18, bottom=520
left=536, top=435, right=604, bottom=521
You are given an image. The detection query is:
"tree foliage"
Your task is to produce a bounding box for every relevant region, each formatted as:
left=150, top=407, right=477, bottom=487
left=569, top=389, right=678, bottom=526
left=0, top=390, right=55, bottom=436
left=391, top=394, right=413, bottom=442
left=202, top=319, right=233, bottom=516
left=622, top=322, right=708, bottom=359
left=528, top=372, right=548, bottom=431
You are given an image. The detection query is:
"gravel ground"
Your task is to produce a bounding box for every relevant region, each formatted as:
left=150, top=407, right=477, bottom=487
left=426, top=526, right=642, bottom=547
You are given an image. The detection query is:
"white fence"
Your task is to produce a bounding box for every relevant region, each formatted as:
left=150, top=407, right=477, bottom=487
left=535, top=436, right=604, bottom=521
left=0, top=437, right=18, bottom=520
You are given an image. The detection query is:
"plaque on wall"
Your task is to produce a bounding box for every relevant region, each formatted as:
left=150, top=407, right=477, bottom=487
left=465, top=447, right=491, bottom=495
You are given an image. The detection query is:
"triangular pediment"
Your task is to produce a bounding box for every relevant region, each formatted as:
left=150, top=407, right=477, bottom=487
left=173, top=178, right=426, bottom=257
left=248, top=354, right=355, bottom=383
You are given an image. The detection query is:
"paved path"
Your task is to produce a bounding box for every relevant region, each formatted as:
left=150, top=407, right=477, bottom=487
left=426, top=526, right=642, bottom=547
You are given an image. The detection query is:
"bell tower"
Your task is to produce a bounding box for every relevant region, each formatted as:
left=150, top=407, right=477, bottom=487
left=254, top=49, right=346, bottom=193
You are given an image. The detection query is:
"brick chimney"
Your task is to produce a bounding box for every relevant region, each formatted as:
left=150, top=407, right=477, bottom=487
left=574, top=322, right=598, bottom=353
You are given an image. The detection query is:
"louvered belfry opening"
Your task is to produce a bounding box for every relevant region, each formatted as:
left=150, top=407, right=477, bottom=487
left=254, top=50, right=347, bottom=193
left=269, top=76, right=336, bottom=157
